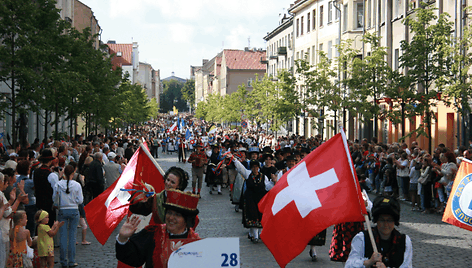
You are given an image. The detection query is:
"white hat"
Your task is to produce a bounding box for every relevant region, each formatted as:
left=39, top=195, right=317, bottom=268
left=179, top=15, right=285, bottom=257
left=108, top=152, right=117, bottom=160
left=5, top=160, right=17, bottom=170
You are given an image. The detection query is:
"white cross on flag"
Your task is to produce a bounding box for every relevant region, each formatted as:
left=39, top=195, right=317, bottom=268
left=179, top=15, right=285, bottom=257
left=258, top=132, right=366, bottom=268
left=85, top=144, right=164, bottom=245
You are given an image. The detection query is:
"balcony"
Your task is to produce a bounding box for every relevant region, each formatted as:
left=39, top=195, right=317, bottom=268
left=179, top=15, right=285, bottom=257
left=269, top=55, right=278, bottom=60
left=278, top=47, right=287, bottom=55
left=260, top=57, right=268, bottom=64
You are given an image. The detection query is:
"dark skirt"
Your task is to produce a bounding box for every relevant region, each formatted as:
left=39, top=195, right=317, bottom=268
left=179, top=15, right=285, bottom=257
left=308, top=229, right=327, bottom=246
left=242, top=189, right=264, bottom=228
left=205, top=164, right=223, bottom=185
left=328, top=222, right=365, bottom=262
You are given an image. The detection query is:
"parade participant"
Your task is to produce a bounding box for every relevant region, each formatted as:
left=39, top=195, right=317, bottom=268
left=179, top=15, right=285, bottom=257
left=329, top=190, right=372, bottom=263
left=260, top=153, right=277, bottom=185
left=187, top=144, right=207, bottom=197
left=33, top=149, right=59, bottom=226
left=116, top=189, right=200, bottom=268
left=345, top=196, right=413, bottom=268
left=232, top=157, right=275, bottom=243
left=129, top=167, right=189, bottom=224
left=206, top=144, right=224, bottom=195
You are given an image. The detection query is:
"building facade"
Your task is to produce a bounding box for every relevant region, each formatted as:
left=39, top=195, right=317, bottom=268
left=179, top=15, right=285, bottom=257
left=265, top=0, right=469, bottom=150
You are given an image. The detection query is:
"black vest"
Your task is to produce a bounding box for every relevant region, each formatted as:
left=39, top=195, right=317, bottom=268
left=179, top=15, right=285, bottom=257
left=363, top=228, right=406, bottom=268
left=33, top=166, right=53, bottom=210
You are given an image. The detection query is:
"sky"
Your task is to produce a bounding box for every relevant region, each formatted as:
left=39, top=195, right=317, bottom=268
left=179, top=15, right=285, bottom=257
left=80, top=0, right=293, bottom=80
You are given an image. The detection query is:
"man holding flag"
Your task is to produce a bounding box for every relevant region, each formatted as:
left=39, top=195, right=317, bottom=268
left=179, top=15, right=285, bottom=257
left=257, top=130, right=368, bottom=267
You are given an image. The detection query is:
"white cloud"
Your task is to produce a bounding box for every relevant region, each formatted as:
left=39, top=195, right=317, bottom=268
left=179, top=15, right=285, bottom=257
left=168, top=23, right=196, bottom=43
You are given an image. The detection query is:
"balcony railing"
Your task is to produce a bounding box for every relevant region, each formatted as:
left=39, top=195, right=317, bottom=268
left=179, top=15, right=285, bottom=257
left=278, top=47, right=287, bottom=55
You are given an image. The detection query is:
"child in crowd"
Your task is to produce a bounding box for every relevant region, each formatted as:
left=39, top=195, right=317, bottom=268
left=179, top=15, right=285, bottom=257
left=35, top=210, right=64, bottom=268
left=7, top=210, right=32, bottom=268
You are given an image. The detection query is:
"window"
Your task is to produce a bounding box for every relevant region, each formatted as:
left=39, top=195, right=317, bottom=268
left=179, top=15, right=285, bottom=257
left=296, top=18, right=299, bottom=37
left=307, top=48, right=310, bottom=63
left=117, top=51, right=122, bottom=57
left=312, top=45, right=316, bottom=63
left=394, top=49, right=400, bottom=70
left=328, top=41, right=332, bottom=59
left=288, top=34, right=291, bottom=48
left=307, top=13, right=311, bottom=33
left=313, top=9, right=316, bottom=30
left=328, top=1, right=333, bottom=23
left=357, top=3, right=364, bottom=28
left=296, top=52, right=300, bottom=60
left=335, top=2, right=340, bottom=19
left=319, top=43, right=323, bottom=63
left=343, top=4, right=348, bottom=31
left=320, top=5, right=324, bottom=27
left=381, top=0, right=385, bottom=24
left=301, top=16, right=304, bottom=35
left=366, top=0, right=371, bottom=28
left=335, top=38, right=339, bottom=57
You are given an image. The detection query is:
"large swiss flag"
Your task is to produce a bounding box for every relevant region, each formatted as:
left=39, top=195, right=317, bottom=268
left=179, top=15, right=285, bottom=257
left=258, top=132, right=366, bottom=267
left=85, top=143, right=164, bottom=245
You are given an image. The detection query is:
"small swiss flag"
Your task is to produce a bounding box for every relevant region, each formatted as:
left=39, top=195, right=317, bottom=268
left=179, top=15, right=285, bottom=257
left=258, top=132, right=366, bottom=267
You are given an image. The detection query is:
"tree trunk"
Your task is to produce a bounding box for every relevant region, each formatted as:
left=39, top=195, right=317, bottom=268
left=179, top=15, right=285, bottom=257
left=44, top=110, right=49, bottom=141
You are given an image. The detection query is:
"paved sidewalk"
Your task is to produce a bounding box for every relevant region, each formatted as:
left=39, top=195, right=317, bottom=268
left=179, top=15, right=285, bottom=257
left=61, top=151, right=472, bottom=267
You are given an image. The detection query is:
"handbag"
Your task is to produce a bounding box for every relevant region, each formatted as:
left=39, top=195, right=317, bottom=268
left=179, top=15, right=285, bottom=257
left=418, top=166, right=431, bottom=185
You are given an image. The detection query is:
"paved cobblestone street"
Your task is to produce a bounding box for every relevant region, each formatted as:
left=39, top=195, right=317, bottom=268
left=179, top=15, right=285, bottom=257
left=63, top=151, right=472, bottom=267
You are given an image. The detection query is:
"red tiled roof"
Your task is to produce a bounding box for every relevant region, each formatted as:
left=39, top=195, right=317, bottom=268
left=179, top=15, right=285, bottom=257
left=223, top=49, right=266, bottom=70
left=107, top=43, right=133, bottom=68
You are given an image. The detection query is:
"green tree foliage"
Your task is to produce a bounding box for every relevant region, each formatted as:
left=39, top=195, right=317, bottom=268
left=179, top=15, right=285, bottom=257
left=344, top=34, right=390, bottom=135
left=296, top=53, right=339, bottom=133
left=392, top=2, right=455, bottom=147
left=160, top=80, right=187, bottom=113
left=181, top=79, right=195, bottom=111
left=0, top=0, right=70, bottom=143
left=273, top=69, right=300, bottom=131
left=221, top=85, right=249, bottom=123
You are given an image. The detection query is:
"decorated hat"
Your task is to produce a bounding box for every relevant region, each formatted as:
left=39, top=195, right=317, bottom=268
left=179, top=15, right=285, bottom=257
left=248, top=147, right=260, bottom=154
left=164, top=189, right=199, bottom=217
left=285, top=155, right=296, bottom=162
left=372, top=196, right=401, bottom=226
left=38, top=149, right=56, bottom=163
left=261, top=153, right=274, bottom=161
left=249, top=159, right=260, bottom=168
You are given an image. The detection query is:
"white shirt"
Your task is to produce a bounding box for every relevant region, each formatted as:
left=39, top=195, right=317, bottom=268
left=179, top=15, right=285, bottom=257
left=234, top=158, right=274, bottom=191
left=345, top=232, right=413, bottom=268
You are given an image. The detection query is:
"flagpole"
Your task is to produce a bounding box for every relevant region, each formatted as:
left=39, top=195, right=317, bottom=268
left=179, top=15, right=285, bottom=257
left=139, top=141, right=165, bottom=175
left=339, top=127, right=378, bottom=253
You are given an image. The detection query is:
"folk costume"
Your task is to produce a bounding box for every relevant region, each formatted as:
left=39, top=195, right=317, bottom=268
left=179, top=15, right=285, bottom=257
left=234, top=159, right=274, bottom=243
left=345, top=196, right=413, bottom=268
left=187, top=145, right=208, bottom=195
left=205, top=145, right=224, bottom=194
left=329, top=190, right=372, bottom=262
left=116, top=190, right=201, bottom=268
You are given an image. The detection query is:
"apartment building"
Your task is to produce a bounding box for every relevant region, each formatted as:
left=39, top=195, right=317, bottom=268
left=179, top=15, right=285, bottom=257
left=194, top=49, right=266, bottom=107
left=194, top=55, right=222, bottom=106
left=263, top=15, right=294, bottom=78
left=137, top=62, right=160, bottom=106
left=107, top=41, right=140, bottom=85
left=265, top=0, right=468, bottom=150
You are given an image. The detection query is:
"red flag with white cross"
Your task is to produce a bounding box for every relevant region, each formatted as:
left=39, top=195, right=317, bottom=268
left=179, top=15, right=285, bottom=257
left=258, top=131, right=366, bottom=267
